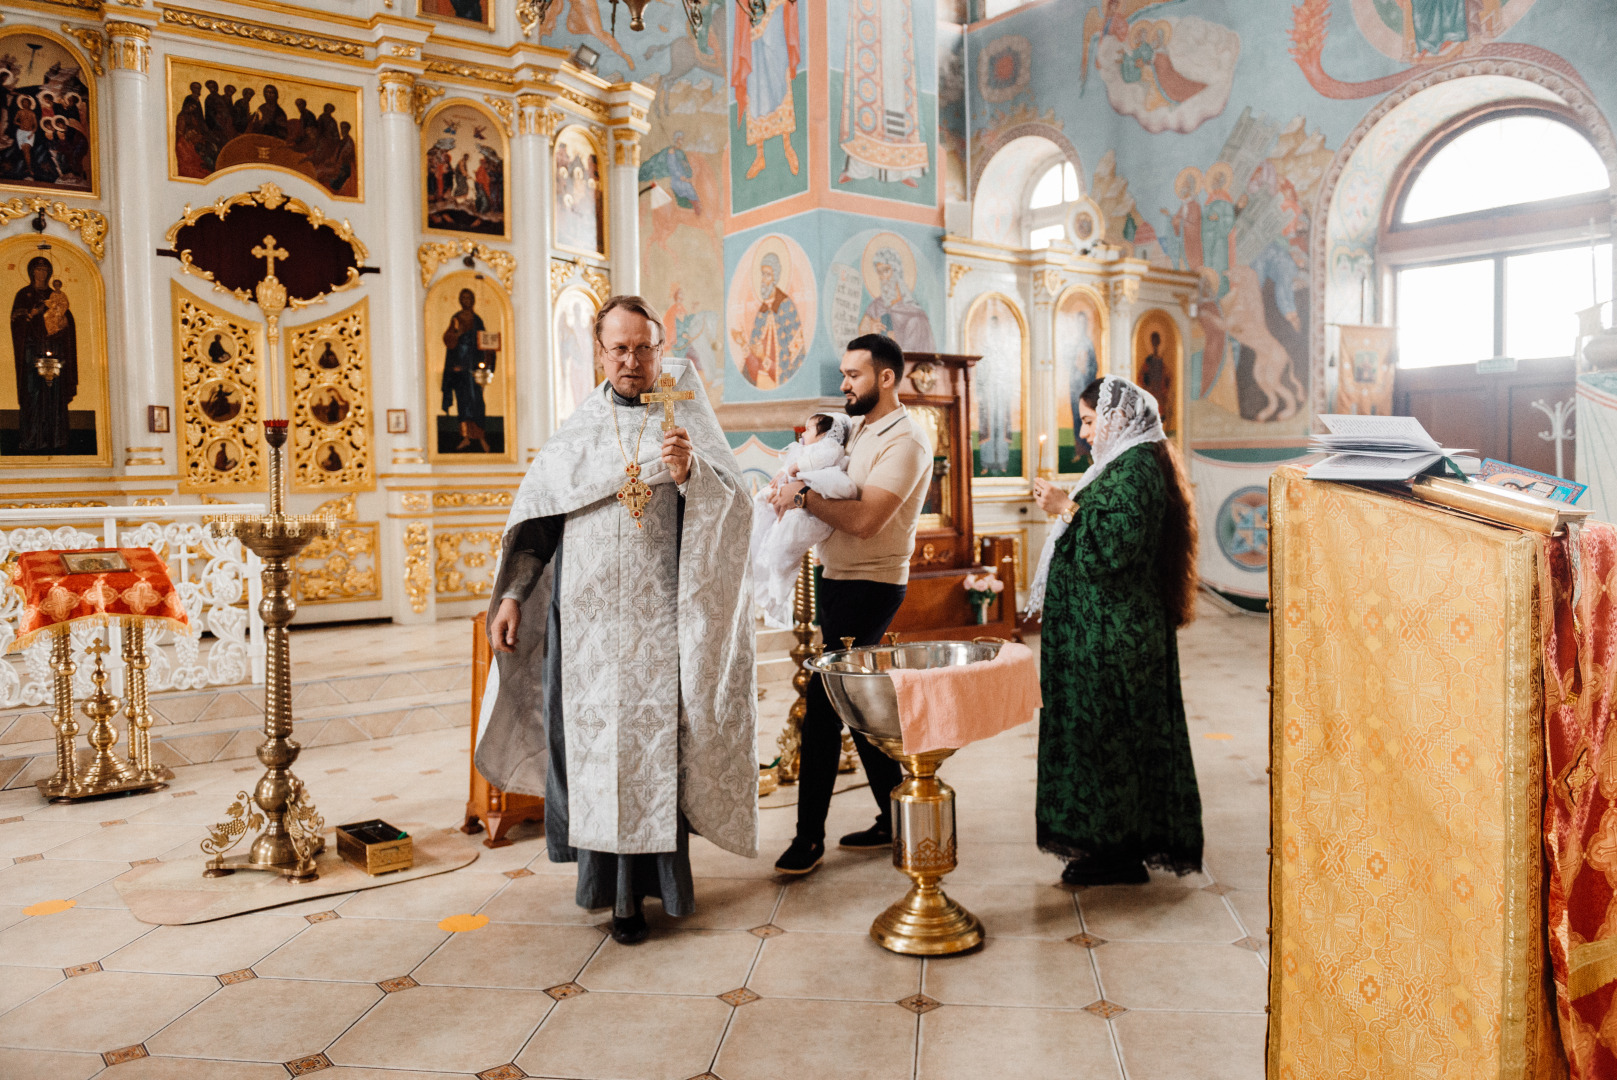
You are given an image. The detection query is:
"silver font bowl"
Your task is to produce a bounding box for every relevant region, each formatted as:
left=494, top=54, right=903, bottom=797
left=803, top=640, right=1005, bottom=744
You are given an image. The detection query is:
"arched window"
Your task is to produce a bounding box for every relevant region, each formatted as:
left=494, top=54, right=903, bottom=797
left=1384, top=108, right=1612, bottom=369
left=1027, top=160, right=1078, bottom=250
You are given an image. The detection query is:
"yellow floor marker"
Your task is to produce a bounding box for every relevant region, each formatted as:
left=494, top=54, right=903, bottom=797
left=438, top=913, right=488, bottom=932
left=23, top=899, right=76, bottom=916
left=1203, top=733, right=1234, bottom=740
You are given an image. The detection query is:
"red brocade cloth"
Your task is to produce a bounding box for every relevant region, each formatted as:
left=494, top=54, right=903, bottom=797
left=6, top=548, right=188, bottom=651
left=1543, top=521, right=1617, bottom=1077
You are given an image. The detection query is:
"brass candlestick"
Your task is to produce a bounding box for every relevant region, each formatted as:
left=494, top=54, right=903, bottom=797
left=38, top=628, right=173, bottom=801
left=203, top=421, right=335, bottom=881
left=774, top=550, right=817, bottom=784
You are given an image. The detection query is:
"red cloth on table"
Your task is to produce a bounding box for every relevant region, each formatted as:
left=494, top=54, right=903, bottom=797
left=887, top=642, right=1041, bottom=756
left=1543, top=521, right=1617, bottom=1077
left=6, top=547, right=188, bottom=651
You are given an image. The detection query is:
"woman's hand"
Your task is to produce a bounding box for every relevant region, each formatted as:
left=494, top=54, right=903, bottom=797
left=1032, top=478, right=1075, bottom=519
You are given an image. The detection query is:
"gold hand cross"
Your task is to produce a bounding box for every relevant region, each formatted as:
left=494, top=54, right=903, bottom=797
left=251, top=235, right=290, bottom=279
left=640, top=372, right=695, bottom=433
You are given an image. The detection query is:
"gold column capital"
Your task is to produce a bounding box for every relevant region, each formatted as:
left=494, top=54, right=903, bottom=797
left=612, top=127, right=642, bottom=168
left=378, top=70, right=417, bottom=116
left=105, top=20, right=151, bottom=74
left=516, top=95, right=559, bottom=139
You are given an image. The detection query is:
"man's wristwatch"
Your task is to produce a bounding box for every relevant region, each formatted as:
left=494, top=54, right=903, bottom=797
left=792, top=484, right=809, bottom=510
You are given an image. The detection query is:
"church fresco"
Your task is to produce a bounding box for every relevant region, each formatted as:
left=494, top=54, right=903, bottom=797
left=424, top=270, right=512, bottom=463
left=553, top=125, right=606, bottom=259
left=963, top=292, right=1026, bottom=482
left=553, top=286, right=601, bottom=428
left=829, top=0, right=937, bottom=206
left=423, top=101, right=508, bottom=240
left=166, top=57, right=362, bottom=200
left=726, top=232, right=815, bottom=393
left=1133, top=307, right=1182, bottom=444
left=0, top=233, right=107, bottom=466
left=1079, top=4, right=1240, bottom=135
left=1053, top=285, right=1105, bottom=476
left=729, top=0, right=809, bottom=214
left=822, top=229, right=939, bottom=359
left=0, top=28, right=95, bottom=198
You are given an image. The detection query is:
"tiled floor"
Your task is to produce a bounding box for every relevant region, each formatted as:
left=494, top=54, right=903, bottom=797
left=0, top=602, right=1269, bottom=1080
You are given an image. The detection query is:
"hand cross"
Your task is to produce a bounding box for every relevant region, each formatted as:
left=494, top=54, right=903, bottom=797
left=640, top=372, right=695, bottom=433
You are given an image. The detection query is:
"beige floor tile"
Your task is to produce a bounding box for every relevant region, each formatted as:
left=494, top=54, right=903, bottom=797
left=942, top=883, right=1081, bottom=939
left=1201, top=847, right=1270, bottom=892
left=479, top=872, right=605, bottom=924
left=148, top=977, right=383, bottom=1061
left=0, top=857, right=129, bottom=905
left=923, top=934, right=1098, bottom=1009
left=0, top=906, right=153, bottom=968
left=1113, top=1009, right=1268, bottom=1079
left=0, top=1047, right=103, bottom=1080
left=1093, top=941, right=1268, bottom=1012
left=319, top=1070, right=479, bottom=1080
left=334, top=869, right=509, bottom=921
left=103, top=1058, right=295, bottom=1080
left=687, top=835, right=783, bottom=879
left=773, top=876, right=913, bottom=934
left=578, top=927, right=759, bottom=995
left=254, top=916, right=449, bottom=983
left=1080, top=883, right=1245, bottom=942
left=917, top=1004, right=1120, bottom=1080
left=0, top=820, right=98, bottom=859
left=103, top=914, right=308, bottom=975
left=647, top=875, right=783, bottom=930
left=516, top=991, right=732, bottom=1080
left=715, top=996, right=917, bottom=1080
left=947, top=841, right=1062, bottom=886
left=0, top=964, right=61, bottom=1013
left=0, top=969, right=218, bottom=1051
left=413, top=922, right=604, bottom=989
left=0, top=904, right=24, bottom=932
left=327, top=984, right=551, bottom=1073
left=251, top=891, right=359, bottom=918
left=748, top=930, right=921, bottom=1001
left=1227, top=887, right=1270, bottom=938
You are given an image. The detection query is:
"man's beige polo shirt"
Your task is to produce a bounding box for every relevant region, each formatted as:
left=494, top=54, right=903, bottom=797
left=819, top=407, right=933, bottom=586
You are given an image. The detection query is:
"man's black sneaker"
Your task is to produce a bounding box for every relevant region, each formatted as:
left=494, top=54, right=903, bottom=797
left=610, top=910, right=649, bottom=944
left=838, top=823, right=893, bottom=850
left=1060, top=859, right=1150, bottom=887
left=774, top=838, right=825, bottom=875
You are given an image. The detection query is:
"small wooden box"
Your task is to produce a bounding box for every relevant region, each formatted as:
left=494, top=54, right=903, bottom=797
left=335, top=819, right=413, bottom=875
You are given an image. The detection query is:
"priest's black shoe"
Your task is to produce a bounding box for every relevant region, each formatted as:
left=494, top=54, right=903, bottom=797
left=838, top=821, right=892, bottom=850
left=610, top=909, right=649, bottom=945
left=1060, top=858, right=1149, bottom=887
left=774, top=838, right=824, bottom=875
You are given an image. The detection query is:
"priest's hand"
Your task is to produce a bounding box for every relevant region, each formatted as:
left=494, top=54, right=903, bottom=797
left=1032, top=478, right=1075, bottom=519
left=491, top=597, right=521, bottom=653
left=662, top=426, right=693, bottom=486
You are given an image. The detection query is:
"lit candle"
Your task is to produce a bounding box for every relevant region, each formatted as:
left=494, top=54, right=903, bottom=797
left=1038, top=432, right=1048, bottom=474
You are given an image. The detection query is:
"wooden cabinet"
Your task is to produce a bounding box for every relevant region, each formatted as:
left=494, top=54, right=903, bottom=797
left=461, top=615, right=545, bottom=847
left=887, top=353, right=1020, bottom=642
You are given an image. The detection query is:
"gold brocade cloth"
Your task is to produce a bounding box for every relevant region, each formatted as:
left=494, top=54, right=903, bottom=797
left=6, top=547, right=189, bottom=651
left=1268, top=467, right=1561, bottom=1080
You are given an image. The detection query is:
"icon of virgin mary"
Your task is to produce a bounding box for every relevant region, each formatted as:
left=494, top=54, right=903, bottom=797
left=9, top=255, right=78, bottom=454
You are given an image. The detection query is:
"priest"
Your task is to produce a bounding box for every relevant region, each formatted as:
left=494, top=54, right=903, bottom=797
left=475, top=295, right=758, bottom=945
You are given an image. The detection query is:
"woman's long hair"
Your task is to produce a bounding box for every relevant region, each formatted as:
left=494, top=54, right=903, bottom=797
left=1080, top=380, right=1200, bottom=627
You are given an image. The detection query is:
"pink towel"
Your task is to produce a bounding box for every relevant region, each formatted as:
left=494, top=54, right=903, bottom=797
left=887, top=642, right=1042, bottom=756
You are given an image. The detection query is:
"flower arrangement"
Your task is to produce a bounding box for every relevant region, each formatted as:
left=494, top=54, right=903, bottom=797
left=963, top=571, right=1004, bottom=624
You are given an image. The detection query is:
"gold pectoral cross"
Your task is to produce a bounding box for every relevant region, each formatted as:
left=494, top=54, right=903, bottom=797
left=641, top=372, right=696, bottom=433
left=616, top=461, right=653, bottom=527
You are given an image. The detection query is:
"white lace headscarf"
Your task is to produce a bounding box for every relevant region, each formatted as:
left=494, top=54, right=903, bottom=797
left=1023, top=375, right=1167, bottom=617
left=815, top=412, right=852, bottom=448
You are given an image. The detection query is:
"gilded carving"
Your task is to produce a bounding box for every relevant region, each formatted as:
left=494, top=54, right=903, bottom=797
left=0, top=197, right=108, bottom=259
left=159, top=10, right=364, bottom=57
left=553, top=87, right=608, bottom=123
left=165, top=183, right=369, bottom=311
left=517, top=93, right=559, bottom=137
left=295, top=494, right=380, bottom=604
left=550, top=258, right=608, bottom=304
left=378, top=71, right=415, bottom=114
left=483, top=96, right=515, bottom=137
left=58, top=24, right=105, bottom=76
left=411, top=83, right=445, bottom=125
left=422, top=57, right=516, bottom=87
left=104, top=21, right=150, bottom=74
left=1034, top=269, right=1064, bottom=302
left=1108, top=277, right=1139, bottom=308
left=611, top=127, right=641, bottom=168
left=172, top=283, right=266, bottom=493
left=433, top=527, right=504, bottom=599
left=399, top=492, right=430, bottom=512
left=582, top=265, right=610, bottom=305
left=549, top=259, right=571, bottom=301
left=287, top=299, right=373, bottom=493
left=388, top=43, right=420, bottom=58
left=947, top=263, right=971, bottom=297
left=403, top=521, right=431, bottom=613
left=417, top=239, right=515, bottom=292
left=433, top=490, right=513, bottom=509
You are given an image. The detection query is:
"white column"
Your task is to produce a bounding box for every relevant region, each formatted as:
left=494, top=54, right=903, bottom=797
left=1107, top=275, right=1140, bottom=379
left=377, top=72, right=427, bottom=473
left=514, top=95, right=557, bottom=456
left=609, top=127, right=641, bottom=296
left=105, top=21, right=162, bottom=474
left=1029, top=269, right=1058, bottom=479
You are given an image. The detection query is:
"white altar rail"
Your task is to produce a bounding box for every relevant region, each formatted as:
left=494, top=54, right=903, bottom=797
left=0, top=505, right=267, bottom=708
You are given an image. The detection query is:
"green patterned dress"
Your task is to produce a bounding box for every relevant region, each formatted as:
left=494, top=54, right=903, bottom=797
left=1036, top=443, right=1203, bottom=873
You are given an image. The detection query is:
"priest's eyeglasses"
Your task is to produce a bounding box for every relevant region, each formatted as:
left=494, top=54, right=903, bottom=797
left=603, top=343, right=662, bottom=364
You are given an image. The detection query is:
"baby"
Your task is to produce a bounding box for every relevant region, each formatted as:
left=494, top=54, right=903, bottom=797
left=42, top=280, right=68, bottom=336
left=750, top=412, right=857, bottom=627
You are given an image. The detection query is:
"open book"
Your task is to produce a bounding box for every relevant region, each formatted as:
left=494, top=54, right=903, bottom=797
left=1306, top=415, right=1466, bottom=482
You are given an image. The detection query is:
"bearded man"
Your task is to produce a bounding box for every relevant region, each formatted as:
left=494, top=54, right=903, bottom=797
left=477, top=295, right=758, bottom=944
left=857, top=247, right=935, bottom=354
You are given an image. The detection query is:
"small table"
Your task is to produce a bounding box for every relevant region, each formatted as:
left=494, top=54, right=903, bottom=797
left=7, top=547, right=189, bottom=800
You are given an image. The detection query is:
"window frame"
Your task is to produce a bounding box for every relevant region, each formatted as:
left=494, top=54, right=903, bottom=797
left=1380, top=101, right=1612, bottom=368
left=1024, top=158, right=1079, bottom=249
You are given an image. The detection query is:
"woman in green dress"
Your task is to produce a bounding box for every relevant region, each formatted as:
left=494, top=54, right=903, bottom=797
left=1026, top=375, right=1202, bottom=886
